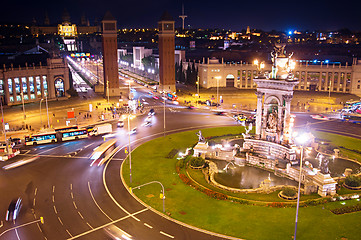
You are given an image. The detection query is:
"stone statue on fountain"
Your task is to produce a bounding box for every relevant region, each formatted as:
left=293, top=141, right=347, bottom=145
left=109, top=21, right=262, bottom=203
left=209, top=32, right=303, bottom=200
left=266, top=109, right=278, bottom=133
left=242, top=122, right=253, bottom=139
left=196, top=130, right=205, bottom=143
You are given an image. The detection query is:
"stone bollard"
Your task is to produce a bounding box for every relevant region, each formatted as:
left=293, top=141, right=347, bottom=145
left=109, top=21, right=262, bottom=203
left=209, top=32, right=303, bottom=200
left=344, top=168, right=353, bottom=177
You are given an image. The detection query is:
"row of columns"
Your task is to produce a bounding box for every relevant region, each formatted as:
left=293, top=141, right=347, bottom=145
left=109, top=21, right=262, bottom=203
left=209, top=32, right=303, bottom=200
left=3, top=76, right=48, bottom=104
left=296, top=71, right=350, bottom=93
left=255, top=91, right=293, bottom=144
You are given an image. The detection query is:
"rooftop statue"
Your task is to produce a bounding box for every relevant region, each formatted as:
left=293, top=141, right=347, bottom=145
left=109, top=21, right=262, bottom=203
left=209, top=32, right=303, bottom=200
left=270, top=43, right=295, bottom=80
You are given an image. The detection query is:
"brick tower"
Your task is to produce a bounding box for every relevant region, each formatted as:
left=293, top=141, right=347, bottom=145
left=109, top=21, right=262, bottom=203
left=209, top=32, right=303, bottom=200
left=158, top=11, right=176, bottom=92
left=101, top=11, right=120, bottom=97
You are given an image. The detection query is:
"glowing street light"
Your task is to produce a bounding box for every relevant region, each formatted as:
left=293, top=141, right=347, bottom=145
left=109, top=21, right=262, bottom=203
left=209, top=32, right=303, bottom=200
left=40, top=99, right=44, bottom=128
left=293, top=132, right=311, bottom=240
left=215, top=76, right=221, bottom=108
left=253, top=59, right=265, bottom=77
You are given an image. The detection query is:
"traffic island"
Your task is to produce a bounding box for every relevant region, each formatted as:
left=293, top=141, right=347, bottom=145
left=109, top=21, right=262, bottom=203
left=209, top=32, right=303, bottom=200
left=121, top=127, right=361, bottom=240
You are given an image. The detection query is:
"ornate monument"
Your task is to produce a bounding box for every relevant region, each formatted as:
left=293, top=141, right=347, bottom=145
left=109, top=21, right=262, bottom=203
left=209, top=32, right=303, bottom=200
left=243, top=44, right=299, bottom=165
left=253, top=44, right=298, bottom=144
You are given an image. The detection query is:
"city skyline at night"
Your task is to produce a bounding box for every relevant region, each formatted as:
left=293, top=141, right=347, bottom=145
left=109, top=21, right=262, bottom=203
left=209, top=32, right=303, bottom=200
left=1, top=0, right=361, bottom=31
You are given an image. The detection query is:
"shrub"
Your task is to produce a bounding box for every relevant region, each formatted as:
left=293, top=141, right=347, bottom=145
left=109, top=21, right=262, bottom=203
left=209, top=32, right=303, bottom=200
left=166, top=149, right=179, bottom=159
left=281, top=187, right=297, bottom=197
left=345, top=175, right=361, bottom=187
left=331, top=204, right=361, bottom=215
left=267, top=202, right=285, bottom=208
left=190, top=156, right=205, bottom=167
left=179, top=173, right=192, bottom=185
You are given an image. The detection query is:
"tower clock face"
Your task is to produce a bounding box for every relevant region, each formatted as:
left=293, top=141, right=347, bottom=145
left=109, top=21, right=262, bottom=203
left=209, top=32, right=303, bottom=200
left=163, top=23, right=173, bottom=31
left=103, top=22, right=116, bottom=31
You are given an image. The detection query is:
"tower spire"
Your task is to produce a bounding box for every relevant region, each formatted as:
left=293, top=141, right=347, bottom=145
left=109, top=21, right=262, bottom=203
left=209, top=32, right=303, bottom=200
left=179, top=4, right=187, bottom=30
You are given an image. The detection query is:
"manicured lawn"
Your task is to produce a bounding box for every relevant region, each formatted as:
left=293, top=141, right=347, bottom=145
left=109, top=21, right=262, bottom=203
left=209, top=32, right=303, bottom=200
left=314, top=131, right=361, bottom=162
left=122, top=127, right=361, bottom=240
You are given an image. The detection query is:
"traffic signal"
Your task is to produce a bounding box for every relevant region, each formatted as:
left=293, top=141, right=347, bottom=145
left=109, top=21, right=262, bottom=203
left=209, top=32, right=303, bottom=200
left=125, top=147, right=128, bottom=154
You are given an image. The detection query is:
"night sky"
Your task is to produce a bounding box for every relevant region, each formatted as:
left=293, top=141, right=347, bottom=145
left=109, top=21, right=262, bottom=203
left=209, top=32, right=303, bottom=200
left=2, top=0, right=361, bottom=31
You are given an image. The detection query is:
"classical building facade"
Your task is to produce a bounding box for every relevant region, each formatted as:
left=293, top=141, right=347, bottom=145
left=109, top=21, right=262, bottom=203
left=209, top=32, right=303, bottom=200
left=198, top=57, right=361, bottom=96
left=0, top=58, right=69, bottom=106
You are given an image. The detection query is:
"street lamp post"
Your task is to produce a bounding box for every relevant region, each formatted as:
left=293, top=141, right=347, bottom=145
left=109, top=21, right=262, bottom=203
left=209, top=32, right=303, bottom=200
left=294, top=133, right=309, bottom=240
left=195, top=76, right=200, bottom=107
left=215, top=76, right=221, bottom=108
left=328, top=78, right=332, bottom=112
left=163, top=91, right=166, bottom=137
left=1, top=99, right=9, bottom=158
left=128, top=113, right=132, bottom=184
left=45, top=93, right=50, bottom=129
left=133, top=181, right=166, bottom=213
left=127, top=80, right=132, bottom=184
left=20, top=92, right=26, bottom=122
left=106, top=79, right=110, bottom=103
left=40, top=99, right=44, bottom=128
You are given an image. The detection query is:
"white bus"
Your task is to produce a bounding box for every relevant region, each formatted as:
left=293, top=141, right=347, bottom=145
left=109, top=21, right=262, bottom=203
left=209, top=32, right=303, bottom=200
left=90, top=139, right=118, bottom=167
left=61, top=129, right=88, bottom=142
left=25, top=132, right=57, bottom=146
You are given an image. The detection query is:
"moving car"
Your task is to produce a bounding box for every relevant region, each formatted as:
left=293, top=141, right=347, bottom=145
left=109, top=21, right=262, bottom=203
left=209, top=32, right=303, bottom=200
left=117, top=120, right=124, bottom=128
left=310, top=114, right=329, bottom=120
left=215, top=111, right=226, bottom=115
left=148, top=109, right=155, bottom=116
left=129, top=127, right=137, bottom=135
left=6, top=198, right=22, bottom=221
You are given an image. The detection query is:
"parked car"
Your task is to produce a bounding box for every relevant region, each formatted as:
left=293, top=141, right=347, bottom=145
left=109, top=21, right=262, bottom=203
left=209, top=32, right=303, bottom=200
left=9, top=137, right=21, bottom=145
left=6, top=198, right=22, bottom=221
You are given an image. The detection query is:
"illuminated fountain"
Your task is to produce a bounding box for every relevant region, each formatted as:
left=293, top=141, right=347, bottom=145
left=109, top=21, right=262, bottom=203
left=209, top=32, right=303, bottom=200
left=193, top=44, right=360, bottom=196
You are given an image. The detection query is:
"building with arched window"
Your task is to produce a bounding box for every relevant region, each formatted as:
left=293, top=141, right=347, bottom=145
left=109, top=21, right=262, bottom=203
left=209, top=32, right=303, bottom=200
left=0, top=46, right=70, bottom=106
left=198, top=57, right=361, bottom=97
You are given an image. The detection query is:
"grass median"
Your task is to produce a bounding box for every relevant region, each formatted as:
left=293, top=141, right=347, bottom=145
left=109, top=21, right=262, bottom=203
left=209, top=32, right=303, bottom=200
left=122, top=126, right=361, bottom=240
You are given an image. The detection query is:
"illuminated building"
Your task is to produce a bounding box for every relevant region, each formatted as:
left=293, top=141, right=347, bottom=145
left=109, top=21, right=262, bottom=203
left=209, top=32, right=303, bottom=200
left=198, top=57, right=361, bottom=97
left=0, top=46, right=69, bottom=106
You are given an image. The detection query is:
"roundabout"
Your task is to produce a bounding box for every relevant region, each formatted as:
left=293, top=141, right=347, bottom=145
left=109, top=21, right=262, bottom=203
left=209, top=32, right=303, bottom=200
left=118, top=126, right=361, bottom=240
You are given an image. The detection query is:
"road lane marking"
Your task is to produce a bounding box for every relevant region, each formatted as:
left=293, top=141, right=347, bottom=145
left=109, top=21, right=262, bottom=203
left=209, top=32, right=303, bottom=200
left=53, top=206, right=58, bottom=214
left=70, top=184, right=73, bottom=190
left=52, top=195, right=55, bottom=202
left=52, top=186, right=55, bottom=193
left=65, top=229, right=73, bottom=237
left=77, top=211, right=84, bottom=219
left=73, top=201, right=77, bottom=209
left=144, top=223, right=153, bottom=229
left=18, top=153, right=91, bottom=159
left=58, top=216, right=64, bottom=225
left=87, top=181, right=113, bottom=221
left=66, top=208, right=148, bottom=240
left=86, top=222, right=93, bottom=229
left=38, top=143, right=70, bottom=154
left=71, top=192, right=74, bottom=199
left=160, top=231, right=174, bottom=238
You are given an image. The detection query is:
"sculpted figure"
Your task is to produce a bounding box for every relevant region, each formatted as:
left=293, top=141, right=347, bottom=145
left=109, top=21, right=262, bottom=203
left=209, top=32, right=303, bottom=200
left=196, top=130, right=205, bottom=142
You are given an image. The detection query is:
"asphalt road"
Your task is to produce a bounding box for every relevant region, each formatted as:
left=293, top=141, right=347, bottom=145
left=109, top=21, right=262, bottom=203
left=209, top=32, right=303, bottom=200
left=0, top=97, right=241, bottom=240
